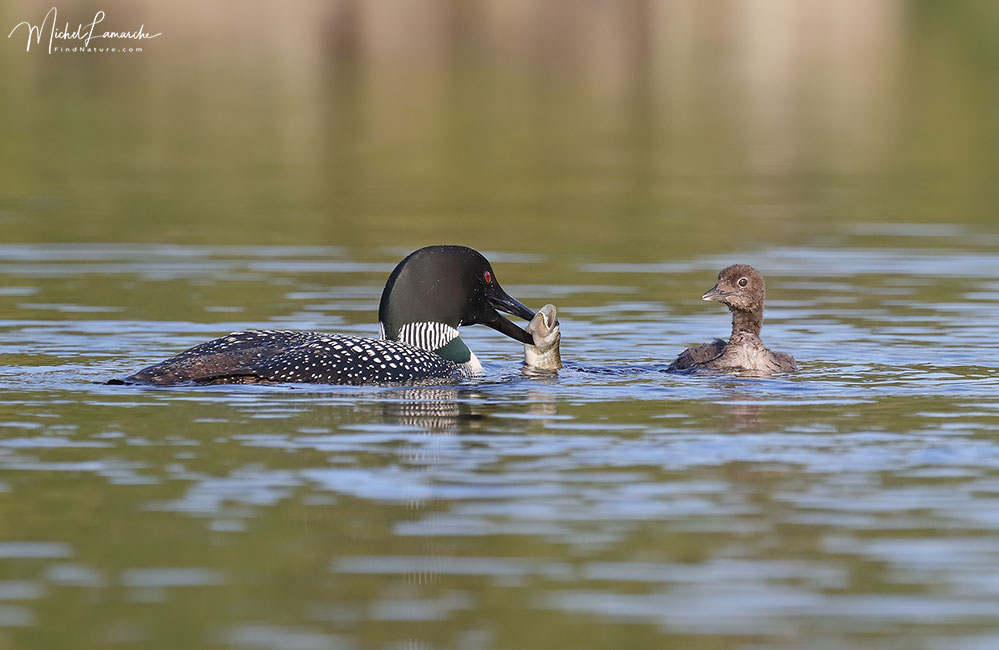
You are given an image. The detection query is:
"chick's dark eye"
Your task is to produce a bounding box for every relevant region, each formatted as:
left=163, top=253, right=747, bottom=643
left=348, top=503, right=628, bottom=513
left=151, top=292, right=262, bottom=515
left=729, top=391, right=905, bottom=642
left=738, top=277, right=748, bottom=287
left=483, top=270, right=492, bottom=284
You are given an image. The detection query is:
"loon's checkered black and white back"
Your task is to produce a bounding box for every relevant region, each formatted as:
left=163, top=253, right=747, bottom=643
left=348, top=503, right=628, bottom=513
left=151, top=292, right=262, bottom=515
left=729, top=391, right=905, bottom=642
left=125, top=330, right=464, bottom=386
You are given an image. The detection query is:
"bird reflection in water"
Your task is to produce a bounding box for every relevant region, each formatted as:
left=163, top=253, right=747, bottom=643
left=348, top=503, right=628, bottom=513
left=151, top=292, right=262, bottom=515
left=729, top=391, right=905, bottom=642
left=376, top=384, right=559, bottom=632
left=378, top=387, right=485, bottom=432
left=378, top=386, right=560, bottom=432
left=717, top=387, right=768, bottom=433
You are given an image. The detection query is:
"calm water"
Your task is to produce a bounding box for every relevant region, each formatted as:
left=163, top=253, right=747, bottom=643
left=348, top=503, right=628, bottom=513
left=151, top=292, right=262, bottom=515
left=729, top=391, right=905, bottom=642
left=2, top=1, right=999, bottom=649
left=1, top=241, right=997, bottom=650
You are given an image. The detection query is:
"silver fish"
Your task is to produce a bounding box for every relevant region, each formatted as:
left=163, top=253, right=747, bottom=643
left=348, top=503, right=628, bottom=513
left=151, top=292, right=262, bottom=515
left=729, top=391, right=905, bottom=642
left=523, top=304, right=562, bottom=371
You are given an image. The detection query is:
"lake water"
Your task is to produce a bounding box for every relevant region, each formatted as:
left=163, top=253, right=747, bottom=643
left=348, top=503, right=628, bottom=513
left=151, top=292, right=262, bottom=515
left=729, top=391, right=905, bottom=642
left=1, top=240, right=997, bottom=650
left=2, top=2, right=999, bottom=649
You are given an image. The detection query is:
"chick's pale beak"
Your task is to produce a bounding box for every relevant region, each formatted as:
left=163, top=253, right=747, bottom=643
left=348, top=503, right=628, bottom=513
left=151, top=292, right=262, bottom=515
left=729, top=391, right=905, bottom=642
left=702, top=284, right=727, bottom=301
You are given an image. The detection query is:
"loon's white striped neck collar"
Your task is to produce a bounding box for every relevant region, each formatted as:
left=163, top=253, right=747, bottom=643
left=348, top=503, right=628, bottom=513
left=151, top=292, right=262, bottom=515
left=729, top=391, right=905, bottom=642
left=379, top=321, right=480, bottom=373
left=395, top=321, right=460, bottom=352
left=379, top=321, right=458, bottom=349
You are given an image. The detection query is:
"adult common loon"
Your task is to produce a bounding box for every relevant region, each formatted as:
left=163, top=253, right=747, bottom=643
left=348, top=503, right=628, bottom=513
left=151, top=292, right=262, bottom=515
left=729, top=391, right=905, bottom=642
left=116, top=245, right=536, bottom=386
left=668, top=264, right=796, bottom=375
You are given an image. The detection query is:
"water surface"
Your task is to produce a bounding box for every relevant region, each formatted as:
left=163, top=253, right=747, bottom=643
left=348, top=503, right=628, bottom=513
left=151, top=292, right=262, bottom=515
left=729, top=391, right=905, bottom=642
left=1, top=241, right=997, bottom=650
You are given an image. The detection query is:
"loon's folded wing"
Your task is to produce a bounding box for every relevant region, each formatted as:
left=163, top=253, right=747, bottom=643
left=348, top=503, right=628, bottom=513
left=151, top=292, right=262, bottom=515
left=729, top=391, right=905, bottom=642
left=123, top=330, right=319, bottom=385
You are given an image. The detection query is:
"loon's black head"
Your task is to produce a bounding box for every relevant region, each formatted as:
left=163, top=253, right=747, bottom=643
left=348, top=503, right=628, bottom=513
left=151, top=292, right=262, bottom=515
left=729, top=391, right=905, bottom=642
left=378, top=246, right=535, bottom=347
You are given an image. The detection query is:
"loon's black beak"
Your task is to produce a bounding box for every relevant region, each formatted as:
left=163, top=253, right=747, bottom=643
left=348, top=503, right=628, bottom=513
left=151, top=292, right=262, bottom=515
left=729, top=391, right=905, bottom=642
left=484, top=286, right=535, bottom=344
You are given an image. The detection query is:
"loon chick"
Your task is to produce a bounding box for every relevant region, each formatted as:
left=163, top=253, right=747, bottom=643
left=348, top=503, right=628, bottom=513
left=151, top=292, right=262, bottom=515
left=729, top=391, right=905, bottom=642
left=668, top=264, right=796, bottom=374
left=118, top=245, right=536, bottom=386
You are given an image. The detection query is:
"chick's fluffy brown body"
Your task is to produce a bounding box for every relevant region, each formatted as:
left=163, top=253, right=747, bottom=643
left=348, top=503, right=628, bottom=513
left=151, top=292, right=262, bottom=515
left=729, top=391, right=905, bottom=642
left=670, top=264, right=796, bottom=375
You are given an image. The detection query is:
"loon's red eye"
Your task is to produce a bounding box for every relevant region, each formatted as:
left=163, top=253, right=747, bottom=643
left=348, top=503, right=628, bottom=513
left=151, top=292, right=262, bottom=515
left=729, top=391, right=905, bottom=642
left=483, top=270, right=492, bottom=284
